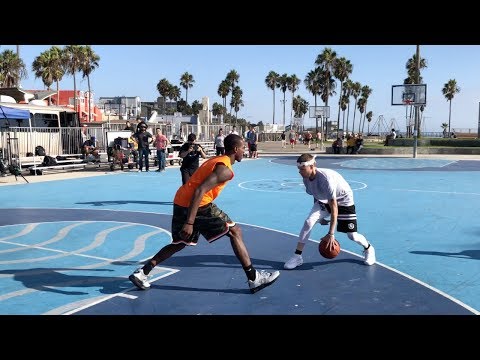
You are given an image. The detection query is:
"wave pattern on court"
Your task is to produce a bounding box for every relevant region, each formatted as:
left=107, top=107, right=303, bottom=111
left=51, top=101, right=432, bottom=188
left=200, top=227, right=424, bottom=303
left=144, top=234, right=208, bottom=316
left=0, top=155, right=478, bottom=315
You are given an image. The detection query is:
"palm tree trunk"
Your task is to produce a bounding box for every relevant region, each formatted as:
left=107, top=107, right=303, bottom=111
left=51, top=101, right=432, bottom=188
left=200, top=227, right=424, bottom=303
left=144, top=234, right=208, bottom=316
left=272, top=90, right=275, bottom=124
left=282, top=93, right=286, bottom=126
left=352, top=99, right=358, bottom=135
left=87, top=76, right=92, bottom=122
left=448, top=99, right=452, bottom=134
left=345, top=102, right=351, bottom=135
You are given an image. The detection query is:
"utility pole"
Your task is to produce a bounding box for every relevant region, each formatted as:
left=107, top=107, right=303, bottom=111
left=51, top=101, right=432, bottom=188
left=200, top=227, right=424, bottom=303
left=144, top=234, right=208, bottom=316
left=413, top=45, right=420, bottom=158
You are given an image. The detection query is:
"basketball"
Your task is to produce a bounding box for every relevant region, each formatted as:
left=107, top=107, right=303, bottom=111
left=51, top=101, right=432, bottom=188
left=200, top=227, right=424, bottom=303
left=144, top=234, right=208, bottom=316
left=319, top=238, right=341, bottom=259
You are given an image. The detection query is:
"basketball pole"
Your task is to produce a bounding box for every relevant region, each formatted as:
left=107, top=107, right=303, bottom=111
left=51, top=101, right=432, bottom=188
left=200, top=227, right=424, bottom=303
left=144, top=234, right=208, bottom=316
left=413, top=45, right=421, bottom=159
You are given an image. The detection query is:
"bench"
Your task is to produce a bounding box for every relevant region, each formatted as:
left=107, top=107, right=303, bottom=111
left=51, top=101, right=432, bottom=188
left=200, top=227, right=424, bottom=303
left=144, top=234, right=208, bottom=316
left=28, top=163, right=88, bottom=175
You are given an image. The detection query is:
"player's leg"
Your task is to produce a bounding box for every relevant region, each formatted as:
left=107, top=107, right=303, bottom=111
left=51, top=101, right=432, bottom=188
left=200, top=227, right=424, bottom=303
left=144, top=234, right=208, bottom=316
left=201, top=203, right=280, bottom=293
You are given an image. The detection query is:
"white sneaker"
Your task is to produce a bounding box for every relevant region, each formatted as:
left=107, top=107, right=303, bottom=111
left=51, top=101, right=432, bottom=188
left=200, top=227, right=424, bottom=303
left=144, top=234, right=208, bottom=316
left=248, top=269, right=280, bottom=293
left=363, top=245, right=376, bottom=266
left=284, top=254, right=303, bottom=270
left=129, top=268, right=151, bottom=290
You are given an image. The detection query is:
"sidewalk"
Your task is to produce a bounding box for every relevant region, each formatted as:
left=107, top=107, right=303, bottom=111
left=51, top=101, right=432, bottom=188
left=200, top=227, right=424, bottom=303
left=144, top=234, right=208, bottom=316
left=257, top=141, right=480, bottom=160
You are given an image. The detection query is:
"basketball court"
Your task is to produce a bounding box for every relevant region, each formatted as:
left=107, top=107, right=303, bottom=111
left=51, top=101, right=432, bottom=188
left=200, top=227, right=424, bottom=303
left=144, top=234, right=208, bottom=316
left=0, top=154, right=478, bottom=315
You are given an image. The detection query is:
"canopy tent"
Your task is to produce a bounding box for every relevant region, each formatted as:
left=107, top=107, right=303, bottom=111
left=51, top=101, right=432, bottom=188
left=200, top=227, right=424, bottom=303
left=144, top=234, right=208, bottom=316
left=0, top=105, right=31, bottom=120
left=0, top=105, right=38, bottom=173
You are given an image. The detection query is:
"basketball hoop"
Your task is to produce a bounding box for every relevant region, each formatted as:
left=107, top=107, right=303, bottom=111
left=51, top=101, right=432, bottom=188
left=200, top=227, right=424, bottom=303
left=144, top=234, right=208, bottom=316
left=403, top=99, right=413, bottom=106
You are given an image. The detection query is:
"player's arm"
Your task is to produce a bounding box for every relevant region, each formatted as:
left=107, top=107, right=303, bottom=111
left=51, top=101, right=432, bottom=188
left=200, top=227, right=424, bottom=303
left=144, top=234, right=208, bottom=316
left=181, top=164, right=232, bottom=237
left=321, top=198, right=338, bottom=249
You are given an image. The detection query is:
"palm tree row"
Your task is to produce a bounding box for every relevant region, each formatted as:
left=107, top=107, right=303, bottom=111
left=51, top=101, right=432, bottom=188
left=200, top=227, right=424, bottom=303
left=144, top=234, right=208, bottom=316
left=266, top=47, right=373, bottom=137
left=1, top=45, right=100, bottom=123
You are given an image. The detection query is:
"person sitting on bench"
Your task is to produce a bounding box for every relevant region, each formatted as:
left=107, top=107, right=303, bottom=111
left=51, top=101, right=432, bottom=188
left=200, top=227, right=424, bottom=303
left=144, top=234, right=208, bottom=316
left=82, top=136, right=100, bottom=162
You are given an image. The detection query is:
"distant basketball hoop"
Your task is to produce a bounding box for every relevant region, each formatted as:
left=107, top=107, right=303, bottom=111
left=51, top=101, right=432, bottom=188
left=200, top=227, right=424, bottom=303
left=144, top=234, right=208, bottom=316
left=392, top=84, right=426, bottom=106
left=309, top=106, right=330, bottom=118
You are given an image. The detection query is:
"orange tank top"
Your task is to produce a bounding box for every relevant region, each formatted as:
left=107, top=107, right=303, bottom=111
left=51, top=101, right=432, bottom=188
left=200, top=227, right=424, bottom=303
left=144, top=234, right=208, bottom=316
left=174, top=155, right=234, bottom=207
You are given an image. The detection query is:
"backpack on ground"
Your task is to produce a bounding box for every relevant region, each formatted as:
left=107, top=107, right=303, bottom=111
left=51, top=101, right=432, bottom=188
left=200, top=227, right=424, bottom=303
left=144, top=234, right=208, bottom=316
left=35, top=146, right=46, bottom=156
left=42, top=155, right=57, bottom=167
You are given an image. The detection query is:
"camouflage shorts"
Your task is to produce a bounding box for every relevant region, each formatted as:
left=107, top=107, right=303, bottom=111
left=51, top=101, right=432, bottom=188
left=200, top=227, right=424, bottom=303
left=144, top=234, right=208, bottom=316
left=171, top=203, right=235, bottom=245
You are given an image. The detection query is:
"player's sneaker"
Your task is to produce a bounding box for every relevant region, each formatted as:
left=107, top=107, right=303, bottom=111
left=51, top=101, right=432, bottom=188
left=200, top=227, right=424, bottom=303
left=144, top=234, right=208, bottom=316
left=363, top=244, right=376, bottom=266
left=129, top=268, right=151, bottom=290
left=248, top=270, right=280, bottom=293
left=284, top=254, right=303, bottom=269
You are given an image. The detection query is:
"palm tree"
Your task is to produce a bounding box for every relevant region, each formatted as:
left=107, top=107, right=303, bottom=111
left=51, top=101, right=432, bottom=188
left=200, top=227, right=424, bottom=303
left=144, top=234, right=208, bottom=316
left=441, top=122, right=448, bottom=138
left=157, top=78, right=172, bottom=114
left=265, top=71, right=280, bottom=124
left=80, top=46, right=100, bottom=122
left=343, top=79, right=353, bottom=134
left=47, top=46, right=65, bottom=106
left=180, top=72, right=195, bottom=105
left=304, top=68, right=322, bottom=134
left=366, top=111, right=373, bottom=134
left=217, top=79, right=230, bottom=122
left=404, top=53, right=427, bottom=84
left=62, top=45, right=84, bottom=122
left=278, top=73, right=289, bottom=126
left=442, top=79, right=461, bottom=135
left=0, top=49, right=27, bottom=87
left=287, top=74, right=301, bottom=124
left=359, top=85, right=372, bottom=133
left=292, top=95, right=309, bottom=119
left=334, top=57, right=353, bottom=130
left=230, top=86, right=243, bottom=126
left=32, top=50, right=56, bottom=103
left=226, top=70, right=239, bottom=115
left=315, top=47, right=337, bottom=120
left=350, top=81, right=362, bottom=134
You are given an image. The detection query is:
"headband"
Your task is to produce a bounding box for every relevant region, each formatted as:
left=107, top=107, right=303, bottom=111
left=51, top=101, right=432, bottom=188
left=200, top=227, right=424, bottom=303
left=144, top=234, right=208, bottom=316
left=297, top=156, right=316, bottom=168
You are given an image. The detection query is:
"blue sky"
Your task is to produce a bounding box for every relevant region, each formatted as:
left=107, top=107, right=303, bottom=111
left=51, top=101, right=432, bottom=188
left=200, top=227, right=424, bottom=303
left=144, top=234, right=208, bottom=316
left=2, top=45, right=479, bottom=133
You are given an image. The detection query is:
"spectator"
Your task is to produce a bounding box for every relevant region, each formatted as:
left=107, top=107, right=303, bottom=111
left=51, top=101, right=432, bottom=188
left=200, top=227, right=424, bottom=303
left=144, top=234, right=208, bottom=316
left=384, top=128, right=397, bottom=146
left=124, top=121, right=135, bottom=132
left=346, top=134, right=356, bottom=154
left=280, top=131, right=286, bottom=148
left=246, top=125, right=258, bottom=158
left=332, top=137, right=343, bottom=154
left=214, top=128, right=226, bottom=156
left=154, top=128, right=169, bottom=172
left=179, top=133, right=207, bottom=184
left=354, top=134, right=364, bottom=154
left=230, top=126, right=239, bottom=135
left=134, top=122, right=153, bottom=172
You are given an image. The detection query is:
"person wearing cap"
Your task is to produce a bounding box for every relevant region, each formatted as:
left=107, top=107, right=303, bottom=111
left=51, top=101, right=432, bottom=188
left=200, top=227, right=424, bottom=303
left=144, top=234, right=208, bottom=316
left=134, top=122, right=153, bottom=171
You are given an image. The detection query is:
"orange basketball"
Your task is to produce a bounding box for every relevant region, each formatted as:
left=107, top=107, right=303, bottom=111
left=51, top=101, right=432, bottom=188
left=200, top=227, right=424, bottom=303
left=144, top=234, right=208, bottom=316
left=319, top=238, right=341, bottom=259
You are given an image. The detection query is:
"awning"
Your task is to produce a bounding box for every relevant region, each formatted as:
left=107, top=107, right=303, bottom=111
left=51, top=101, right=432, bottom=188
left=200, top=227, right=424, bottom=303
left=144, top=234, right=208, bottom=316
left=82, top=111, right=97, bottom=117
left=0, top=87, right=35, bottom=103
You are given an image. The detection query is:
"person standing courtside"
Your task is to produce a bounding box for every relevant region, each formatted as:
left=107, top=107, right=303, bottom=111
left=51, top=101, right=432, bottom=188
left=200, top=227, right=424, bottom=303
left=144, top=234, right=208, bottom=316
left=214, top=128, right=226, bottom=156
left=284, top=153, right=376, bottom=270
left=179, top=133, right=206, bottom=184
left=154, top=128, right=169, bottom=172
left=129, top=134, right=280, bottom=293
left=134, top=122, right=153, bottom=172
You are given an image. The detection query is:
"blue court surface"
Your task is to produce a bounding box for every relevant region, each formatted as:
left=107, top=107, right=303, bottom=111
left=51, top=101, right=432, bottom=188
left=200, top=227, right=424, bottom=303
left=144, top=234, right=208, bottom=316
left=0, top=155, right=479, bottom=315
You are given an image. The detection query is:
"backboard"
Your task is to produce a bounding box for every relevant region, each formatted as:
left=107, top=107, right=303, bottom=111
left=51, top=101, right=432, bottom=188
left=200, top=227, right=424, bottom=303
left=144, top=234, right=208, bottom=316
left=391, top=84, right=426, bottom=106
left=309, top=106, right=330, bottom=118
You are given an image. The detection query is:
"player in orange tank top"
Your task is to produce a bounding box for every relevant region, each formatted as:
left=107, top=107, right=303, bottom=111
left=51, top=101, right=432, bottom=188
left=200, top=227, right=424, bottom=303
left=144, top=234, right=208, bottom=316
left=128, top=134, right=280, bottom=293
